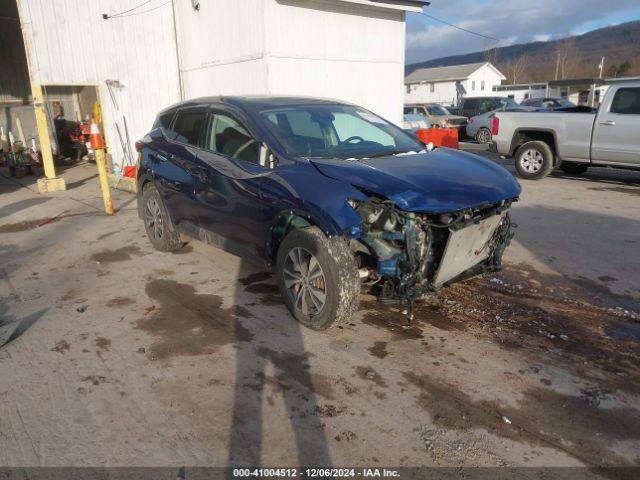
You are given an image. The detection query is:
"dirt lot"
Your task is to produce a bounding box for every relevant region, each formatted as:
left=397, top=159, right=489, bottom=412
left=1, top=154, right=639, bottom=477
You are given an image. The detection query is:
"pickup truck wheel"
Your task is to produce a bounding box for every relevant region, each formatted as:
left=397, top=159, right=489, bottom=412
left=560, top=163, right=589, bottom=175
left=276, top=227, right=360, bottom=330
left=515, top=141, right=554, bottom=180
left=476, top=128, right=492, bottom=144
left=141, top=183, right=183, bottom=252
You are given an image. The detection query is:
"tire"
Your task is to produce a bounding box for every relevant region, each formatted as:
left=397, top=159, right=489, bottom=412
left=560, top=162, right=589, bottom=175
left=514, top=141, right=554, bottom=180
left=476, top=127, right=492, bottom=144
left=141, top=183, right=183, bottom=252
left=276, top=226, right=360, bottom=330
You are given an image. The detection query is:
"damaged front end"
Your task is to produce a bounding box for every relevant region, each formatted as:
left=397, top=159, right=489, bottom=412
left=349, top=196, right=515, bottom=313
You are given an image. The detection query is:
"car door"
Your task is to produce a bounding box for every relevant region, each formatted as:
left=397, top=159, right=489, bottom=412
left=152, top=107, right=206, bottom=228
left=192, top=109, right=275, bottom=260
left=591, top=86, right=640, bottom=166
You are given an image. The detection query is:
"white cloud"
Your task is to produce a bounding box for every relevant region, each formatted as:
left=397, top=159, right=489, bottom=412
left=406, top=0, right=640, bottom=64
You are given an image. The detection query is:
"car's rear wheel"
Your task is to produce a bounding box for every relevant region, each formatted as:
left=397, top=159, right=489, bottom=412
left=276, top=227, right=359, bottom=330
left=560, top=162, right=589, bottom=175
left=514, top=141, right=554, bottom=180
left=476, top=127, right=492, bottom=144
left=142, top=183, right=183, bottom=252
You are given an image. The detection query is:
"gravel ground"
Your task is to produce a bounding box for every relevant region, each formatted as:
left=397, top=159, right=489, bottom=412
left=0, top=155, right=639, bottom=477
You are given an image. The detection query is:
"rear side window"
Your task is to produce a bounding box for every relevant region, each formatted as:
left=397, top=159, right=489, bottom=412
left=155, top=110, right=175, bottom=130
left=610, top=88, right=640, bottom=115
left=169, top=109, right=206, bottom=146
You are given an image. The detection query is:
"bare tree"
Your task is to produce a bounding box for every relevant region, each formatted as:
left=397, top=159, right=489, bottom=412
left=554, top=37, right=581, bottom=80
left=505, top=53, right=529, bottom=84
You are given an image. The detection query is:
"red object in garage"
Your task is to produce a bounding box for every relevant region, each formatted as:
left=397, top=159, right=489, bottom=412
left=416, top=127, right=459, bottom=149
left=123, top=166, right=137, bottom=178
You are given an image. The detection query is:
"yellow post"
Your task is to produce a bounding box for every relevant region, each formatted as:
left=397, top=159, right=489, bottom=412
left=90, top=122, right=114, bottom=215
left=32, top=85, right=66, bottom=192
left=95, top=148, right=114, bottom=215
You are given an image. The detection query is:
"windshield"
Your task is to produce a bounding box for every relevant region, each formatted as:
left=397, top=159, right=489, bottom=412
left=259, top=104, right=424, bottom=159
left=427, top=105, right=450, bottom=116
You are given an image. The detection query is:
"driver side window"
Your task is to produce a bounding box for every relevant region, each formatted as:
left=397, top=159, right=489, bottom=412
left=206, top=113, right=260, bottom=164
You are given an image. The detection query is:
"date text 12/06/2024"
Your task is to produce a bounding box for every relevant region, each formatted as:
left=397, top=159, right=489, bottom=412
left=232, top=468, right=400, bottom=478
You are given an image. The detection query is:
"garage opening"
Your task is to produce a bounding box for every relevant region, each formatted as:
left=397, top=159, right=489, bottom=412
left=44, top=85, right=101, bottom=162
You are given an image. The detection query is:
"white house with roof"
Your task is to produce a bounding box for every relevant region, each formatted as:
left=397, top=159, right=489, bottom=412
left=404, top=62, right=506, bottom=106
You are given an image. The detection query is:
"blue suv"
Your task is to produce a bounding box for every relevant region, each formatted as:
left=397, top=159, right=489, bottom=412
left=137, top=97, right=520, bottom=330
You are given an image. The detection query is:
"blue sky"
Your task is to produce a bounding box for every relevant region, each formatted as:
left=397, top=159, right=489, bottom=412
left=406, top=0, right=640, bottom=64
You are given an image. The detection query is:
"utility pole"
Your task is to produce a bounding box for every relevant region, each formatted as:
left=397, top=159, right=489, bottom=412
left=555, top=52, right=560, bottom=81
left=598, top=56, right=605, bottom=79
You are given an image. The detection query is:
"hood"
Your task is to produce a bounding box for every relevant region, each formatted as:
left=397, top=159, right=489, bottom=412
left=310, top=149, right=521, bottom=213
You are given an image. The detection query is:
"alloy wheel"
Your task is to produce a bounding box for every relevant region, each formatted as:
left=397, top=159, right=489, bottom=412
left=145, top=197, right=164, bottom=241
left=283, top=247, right=327, bottom=318
left=477, top=128, right=491, bottom=144
left=520, top=149, right=544, bottom=173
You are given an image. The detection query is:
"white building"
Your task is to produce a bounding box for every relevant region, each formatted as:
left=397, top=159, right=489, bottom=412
left=492, top=83, right=548, bottom=103
left=2, top=0, right=425, bottom=177
left=404, top=62, right=506, bottom=106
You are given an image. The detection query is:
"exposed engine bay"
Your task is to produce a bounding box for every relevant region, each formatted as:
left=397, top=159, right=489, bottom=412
left=349, top=197, right=515, bottom=315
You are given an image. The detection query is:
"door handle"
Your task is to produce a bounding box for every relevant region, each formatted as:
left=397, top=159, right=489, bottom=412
left=600, top=120, right=616, bottom=126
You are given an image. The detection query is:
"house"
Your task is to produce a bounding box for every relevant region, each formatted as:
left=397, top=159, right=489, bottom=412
left=0, top=0, right=426, bottom=192
left=404, top=62, right=506, bottom=106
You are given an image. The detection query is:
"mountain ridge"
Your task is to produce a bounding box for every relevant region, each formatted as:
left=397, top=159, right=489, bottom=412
left=406, top=21, right=640, bottom=83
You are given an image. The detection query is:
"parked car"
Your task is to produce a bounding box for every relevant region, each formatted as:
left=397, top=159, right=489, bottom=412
left=137, top=97, right=521, bottom=329
left=457, top=96, right=521, bottom=119
left=491, top=82, right=640, bottom=179
left=402, top=113, right=432, bottom=132
left=404, top=103, right=468, bottom=129
left=467, top=107, right=534, bottom=144
left=521, top=97, right=576, bottom=109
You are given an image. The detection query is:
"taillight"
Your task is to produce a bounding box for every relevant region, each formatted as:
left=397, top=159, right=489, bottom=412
left=492, top=116, right=500, bottom=135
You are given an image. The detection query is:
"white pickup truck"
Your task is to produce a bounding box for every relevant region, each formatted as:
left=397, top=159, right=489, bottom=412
left=491, top=82, right=640, bottom=179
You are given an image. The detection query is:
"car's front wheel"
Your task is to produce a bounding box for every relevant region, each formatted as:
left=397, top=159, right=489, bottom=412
left=514, top=141, right=554, bottom=180
left=276, top=227, right=360, bottom=330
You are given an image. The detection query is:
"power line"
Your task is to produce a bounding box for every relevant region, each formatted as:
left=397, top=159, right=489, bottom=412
left=102, top=0, right=155, bottom=20
left=417, top=12, right=513, bottom=46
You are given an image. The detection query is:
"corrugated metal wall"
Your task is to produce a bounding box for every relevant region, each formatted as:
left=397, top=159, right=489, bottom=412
left=266, top=0, right=406, bottom=123
left=17, top=0, right=181, bottom=170
left=16, top=0, right=412, bottom=167
left=176, top=0, right=406, bottom=124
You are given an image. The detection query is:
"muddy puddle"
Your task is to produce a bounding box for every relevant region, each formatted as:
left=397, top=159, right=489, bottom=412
left=403, top=371, right=640, bottom=472
left=136, top=279, right=253, bottom=360
left=360, top=264, right=640, bottom=395
left=91, top=245, right=141, bottom=263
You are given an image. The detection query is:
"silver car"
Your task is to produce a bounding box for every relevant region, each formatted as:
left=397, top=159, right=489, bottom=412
left=466, top=107, right=533, bottom=144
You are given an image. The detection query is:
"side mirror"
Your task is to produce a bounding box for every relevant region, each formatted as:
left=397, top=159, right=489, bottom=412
left=259, top=143, right=277, bottom=169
